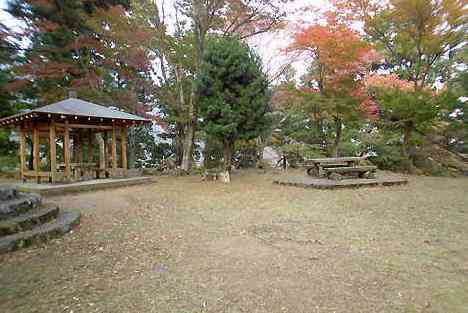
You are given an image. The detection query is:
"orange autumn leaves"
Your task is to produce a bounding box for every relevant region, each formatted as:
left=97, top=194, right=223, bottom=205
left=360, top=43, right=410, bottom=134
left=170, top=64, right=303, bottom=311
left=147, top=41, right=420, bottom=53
left=287, top=21, right=382, bottom=118
left=365, top=74, right=415, bottom=92
left=290, top=23, right=379, bottom=81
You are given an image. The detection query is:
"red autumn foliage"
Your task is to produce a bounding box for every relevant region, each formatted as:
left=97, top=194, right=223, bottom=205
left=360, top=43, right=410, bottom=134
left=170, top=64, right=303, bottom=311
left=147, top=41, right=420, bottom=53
left=287, top=16, right=382, bottom=120
left=288, top=21, right=380, bottom=91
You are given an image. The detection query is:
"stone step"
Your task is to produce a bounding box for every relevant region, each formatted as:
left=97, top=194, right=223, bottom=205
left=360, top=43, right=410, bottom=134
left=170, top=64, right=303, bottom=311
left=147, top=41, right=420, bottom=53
left=0, top=187, right=17, bottom=201
left=0, top=211, right=81, bottom=254
left=0, top=204, right=60, bottom=236
left=0, top=193, right=42, bottom=220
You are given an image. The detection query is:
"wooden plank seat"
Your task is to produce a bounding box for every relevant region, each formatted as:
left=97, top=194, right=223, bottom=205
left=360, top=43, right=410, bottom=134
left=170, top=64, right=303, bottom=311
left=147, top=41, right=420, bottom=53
left=325, top=166, right=377, bottom=173
left=304, top=156, right=368, bottom=177
left=306, top=163, right=349, bottom=176
left=23, top=171, right=52, bottom=184
left=23, top=171, right=51, bottom=177
left=324, top=165, right=377, bottom=180
left=308, top=157, right=364, bottom=164
left=56, top=163, right=109, bottom=180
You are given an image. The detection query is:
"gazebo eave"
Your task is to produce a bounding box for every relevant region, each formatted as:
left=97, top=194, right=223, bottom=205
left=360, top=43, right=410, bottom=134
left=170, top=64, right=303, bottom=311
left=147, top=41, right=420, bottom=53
left=0, top=111, right=151, bottom=128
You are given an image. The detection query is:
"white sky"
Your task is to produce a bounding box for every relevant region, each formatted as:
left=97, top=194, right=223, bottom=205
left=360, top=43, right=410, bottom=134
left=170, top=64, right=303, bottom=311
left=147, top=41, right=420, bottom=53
left=0, top=0, right=328, bottom=81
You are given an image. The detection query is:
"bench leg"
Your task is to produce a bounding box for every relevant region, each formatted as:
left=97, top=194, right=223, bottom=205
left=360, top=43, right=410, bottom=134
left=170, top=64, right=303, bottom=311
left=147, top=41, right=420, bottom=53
left=329, top=173, right=344, bottom=181
left=307, top=167, right=319, bottom=176
left=318, top=166, right=327, bottom=178
left=360, top=171, right=376, bottom=179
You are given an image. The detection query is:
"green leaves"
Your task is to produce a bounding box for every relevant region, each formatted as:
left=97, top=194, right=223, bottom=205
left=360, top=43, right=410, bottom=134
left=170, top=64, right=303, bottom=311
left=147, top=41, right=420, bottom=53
left=197, top=36, right=270, bottom=143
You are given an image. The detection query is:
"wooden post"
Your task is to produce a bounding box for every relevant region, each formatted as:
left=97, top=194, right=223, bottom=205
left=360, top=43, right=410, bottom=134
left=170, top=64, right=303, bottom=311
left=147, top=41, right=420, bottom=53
left=49, top=122, right=57, bottom=183
left=120, top=127, right=127, bottom=176
left=64, top=120, right=71, bottom=180
left=76, top=131, right=83, bottom=164
left=100, top=131, right=109, bottom=169
left=97, top=133, right=105, bottom=178
left=111, top=123, right=117, bottom=175
left=33, top=124, right=40, bottom=183
left=75, top=131, right=84, bottom=179
left=19, top=127, right=26, bottom=181
left=87, top=129, right=93, bottom=162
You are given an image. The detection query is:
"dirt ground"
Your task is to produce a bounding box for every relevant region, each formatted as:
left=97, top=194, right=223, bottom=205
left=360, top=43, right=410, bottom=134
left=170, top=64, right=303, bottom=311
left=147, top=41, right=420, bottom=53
left=1, top=170, right=467, bottom=313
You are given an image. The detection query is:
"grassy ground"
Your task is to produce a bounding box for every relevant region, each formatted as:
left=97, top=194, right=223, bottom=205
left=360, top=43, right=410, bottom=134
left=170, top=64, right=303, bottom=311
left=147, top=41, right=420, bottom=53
left=1, top=169, right=467, bottom=313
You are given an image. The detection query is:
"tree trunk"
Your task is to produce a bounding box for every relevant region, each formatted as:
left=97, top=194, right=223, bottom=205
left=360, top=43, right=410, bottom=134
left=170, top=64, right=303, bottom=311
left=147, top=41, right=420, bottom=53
left=181, top=88, right=196, bottom=172
left=331, top=117, right=342, bottom=157
left=222, top=139, right=233, bottom=183
left=180, top=0, right=205, bottom=173
left=203, top=136, right=218, bottom=169
left=402, top=121, right=416, bottom=173
left=175, top=122, right=184, bottom=167
left=181, top=124, right=195, bottom=172
left=255, top=137, right=265, bottom=168
left=203, top=139, right=210, bottom=169
left=313, top=103, right=323, bottom=141
left=223, top=139, right=233, bottom=172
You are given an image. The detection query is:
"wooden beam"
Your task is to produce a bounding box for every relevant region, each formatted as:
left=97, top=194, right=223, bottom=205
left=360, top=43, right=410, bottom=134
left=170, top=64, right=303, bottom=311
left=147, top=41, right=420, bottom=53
left=111, top=123, right=117, bottom=175
left=49, top=122, right=57, bottom=183
left=55, top=123, right=114, bottom=130
left=120, top=127, right=127, bottom=176
left=19, top=128, right=26, bottom=181
left=33, top=124, right=40, bottom=183
left=64, top=120, right=71, bottom=180
left=24, top=171, right=51, bottom=177
left=88, top=129, right=94, bottom=162
left=75, top=131, right=83, bottom=164
left=97, top=133, right=106, bottom=173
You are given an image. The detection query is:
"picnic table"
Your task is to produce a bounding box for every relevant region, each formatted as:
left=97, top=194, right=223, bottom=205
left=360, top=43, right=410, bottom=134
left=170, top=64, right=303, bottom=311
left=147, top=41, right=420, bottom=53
left=302, top=156, right=377, bottom=180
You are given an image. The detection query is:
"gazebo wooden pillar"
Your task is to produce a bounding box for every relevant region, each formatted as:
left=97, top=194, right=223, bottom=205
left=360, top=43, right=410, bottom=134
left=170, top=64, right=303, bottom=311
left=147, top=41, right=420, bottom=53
left=75, top=131, right=83, bottom=164
left=49, top=122, right=57, bottom=183
left=32, top=124, right=40, bottom=183
left=111, top=123, right=117, bottom=175
left=19, top=128, right=26, bottom=181
left=87, top=130, right=93, bottom=163
left=64, top=120, right=71, bottom=181
left=121, top=127, right=127, bottom=176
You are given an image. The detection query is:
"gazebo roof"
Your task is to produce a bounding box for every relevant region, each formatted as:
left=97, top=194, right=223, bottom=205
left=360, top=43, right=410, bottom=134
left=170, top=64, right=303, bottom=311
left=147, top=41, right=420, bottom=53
left=0, top=98, right=151, bottom=127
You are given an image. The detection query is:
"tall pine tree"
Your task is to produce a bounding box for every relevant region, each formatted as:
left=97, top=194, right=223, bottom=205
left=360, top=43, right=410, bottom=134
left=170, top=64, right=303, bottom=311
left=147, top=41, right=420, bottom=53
left=7, top=0, right=131, bottom=104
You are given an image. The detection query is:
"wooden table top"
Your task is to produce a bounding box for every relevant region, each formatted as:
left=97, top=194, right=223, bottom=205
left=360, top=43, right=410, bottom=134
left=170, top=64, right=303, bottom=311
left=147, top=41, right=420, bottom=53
left=306, top=157, right=365, bottom=164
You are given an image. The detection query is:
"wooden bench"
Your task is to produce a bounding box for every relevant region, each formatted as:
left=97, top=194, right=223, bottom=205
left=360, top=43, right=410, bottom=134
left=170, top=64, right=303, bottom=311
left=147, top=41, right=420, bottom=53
left=23, top=171, right=52, bottom=184
left=324, top=165, right=377, bottom=180
left=304, top=157, right=367, bottom=177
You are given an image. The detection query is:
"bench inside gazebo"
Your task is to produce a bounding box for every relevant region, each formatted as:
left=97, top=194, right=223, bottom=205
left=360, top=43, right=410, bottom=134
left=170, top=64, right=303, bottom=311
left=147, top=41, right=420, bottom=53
left=0, top=97, right=150, bottom=184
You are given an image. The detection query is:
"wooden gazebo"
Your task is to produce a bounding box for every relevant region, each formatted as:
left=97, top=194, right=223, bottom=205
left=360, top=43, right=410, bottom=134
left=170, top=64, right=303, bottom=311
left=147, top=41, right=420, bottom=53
left=0, top=97, right=151, bottom=183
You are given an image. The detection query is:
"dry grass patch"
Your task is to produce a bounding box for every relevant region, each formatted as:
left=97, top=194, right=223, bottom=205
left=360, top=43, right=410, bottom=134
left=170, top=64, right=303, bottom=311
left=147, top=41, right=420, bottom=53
left=1, top=170, right=467, bottom=313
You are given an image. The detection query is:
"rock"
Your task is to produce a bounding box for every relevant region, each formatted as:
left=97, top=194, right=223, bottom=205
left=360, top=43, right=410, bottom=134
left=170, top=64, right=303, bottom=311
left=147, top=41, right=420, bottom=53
left=0, top=187, right=17, bottom=201
left=413, top=143, right=468, bottom=176
left=0, top=189, right=80, bottom=254
left=0, top=193, right=42, bottom=220
left=0, top=211, right=81, bottom=254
